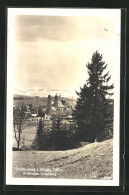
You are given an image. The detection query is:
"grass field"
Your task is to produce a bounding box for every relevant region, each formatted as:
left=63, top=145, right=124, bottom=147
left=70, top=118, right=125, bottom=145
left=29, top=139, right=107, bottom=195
left=13, top=139, right=113, bottom=179
left=13, top=124, right=37, bottom=147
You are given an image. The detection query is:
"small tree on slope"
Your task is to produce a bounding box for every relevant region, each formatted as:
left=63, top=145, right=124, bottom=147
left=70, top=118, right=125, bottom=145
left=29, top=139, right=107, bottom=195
left=72, top=51, right=114, bottom=142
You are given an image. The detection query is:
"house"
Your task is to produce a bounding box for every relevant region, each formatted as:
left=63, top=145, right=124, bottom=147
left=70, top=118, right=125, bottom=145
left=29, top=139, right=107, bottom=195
left=31, top=108, right=38, bottom=117
left=24, top=111, right=31, bottom=118
left=31, top=113, right=38, bottom=117
left=44, top=114, right=51, bottom=121
left=57, top=101, right=65, bottom=111
left=31, top=116, right=44, bottom=123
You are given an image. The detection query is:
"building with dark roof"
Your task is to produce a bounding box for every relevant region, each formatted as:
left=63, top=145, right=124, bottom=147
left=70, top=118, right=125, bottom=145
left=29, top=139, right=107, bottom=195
left=46, top=94, right=73, bottom=116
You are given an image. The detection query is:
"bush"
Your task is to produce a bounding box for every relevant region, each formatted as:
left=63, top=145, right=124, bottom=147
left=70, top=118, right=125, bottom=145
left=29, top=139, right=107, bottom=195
left=48, top=130, right=77, bottom=150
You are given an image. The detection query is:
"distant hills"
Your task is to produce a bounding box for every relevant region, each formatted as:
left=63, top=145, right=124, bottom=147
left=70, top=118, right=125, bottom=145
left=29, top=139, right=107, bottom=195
left=13, top=88, right=77, bottom=108
left=14, top=87, right=77, bottom=99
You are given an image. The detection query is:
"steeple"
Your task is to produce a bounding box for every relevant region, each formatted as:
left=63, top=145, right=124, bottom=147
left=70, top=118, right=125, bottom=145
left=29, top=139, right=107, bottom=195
left=47, top=94, right=51, bottom=114
left=54, top=94, right=58, bottom=108
left=47, top=94, right=51, bottom=107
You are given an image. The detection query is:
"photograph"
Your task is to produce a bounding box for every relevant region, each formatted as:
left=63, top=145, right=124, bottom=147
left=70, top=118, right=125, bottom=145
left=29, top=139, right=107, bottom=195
left=6, top=8, right=121, bottom=186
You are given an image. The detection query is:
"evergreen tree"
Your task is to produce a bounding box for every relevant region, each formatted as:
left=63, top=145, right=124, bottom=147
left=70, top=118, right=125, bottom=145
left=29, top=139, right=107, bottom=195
left=49, top=117, right=62, bottom=150
left=72, top=51, right=114, bottom=142
left=49, top=117, right=76, bottom=150
left=31, top=119, right=45, bottom=150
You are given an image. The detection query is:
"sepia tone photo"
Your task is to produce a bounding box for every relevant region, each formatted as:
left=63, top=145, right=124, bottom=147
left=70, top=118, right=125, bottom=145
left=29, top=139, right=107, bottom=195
left=6, top=8, right=121, bottom=186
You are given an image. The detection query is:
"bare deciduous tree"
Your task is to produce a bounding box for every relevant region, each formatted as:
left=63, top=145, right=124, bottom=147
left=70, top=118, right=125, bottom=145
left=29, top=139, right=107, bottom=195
left=13, top=103, right=30, bottom=149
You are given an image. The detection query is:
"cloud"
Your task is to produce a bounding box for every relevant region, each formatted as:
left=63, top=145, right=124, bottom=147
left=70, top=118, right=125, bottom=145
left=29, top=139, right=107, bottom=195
left=15, top=15, right=77, bottom=42
left=13, top=15, right=120, bottom=91
left=15, top=15, right=114, bottom=42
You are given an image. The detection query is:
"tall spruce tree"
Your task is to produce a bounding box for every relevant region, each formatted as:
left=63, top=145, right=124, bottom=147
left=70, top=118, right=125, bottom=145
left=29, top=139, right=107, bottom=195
left=31, top=119, right=45, bottom=150
left=72, top=51, right=114, bottom=142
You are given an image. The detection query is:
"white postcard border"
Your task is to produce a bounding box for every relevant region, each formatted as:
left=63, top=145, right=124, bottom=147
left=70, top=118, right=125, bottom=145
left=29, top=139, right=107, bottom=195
left=6, top=8, right=121, bottom=186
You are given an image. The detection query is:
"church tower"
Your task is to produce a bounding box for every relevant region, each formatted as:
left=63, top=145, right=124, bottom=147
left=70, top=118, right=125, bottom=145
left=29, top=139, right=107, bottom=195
left=54, top=94, right=58, bottom=108
left=47, top=94, right=51, bottom=114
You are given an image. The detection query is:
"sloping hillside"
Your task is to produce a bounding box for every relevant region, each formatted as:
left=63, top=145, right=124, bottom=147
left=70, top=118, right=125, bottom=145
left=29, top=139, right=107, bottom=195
left=13, top=139, right=113, bottom=179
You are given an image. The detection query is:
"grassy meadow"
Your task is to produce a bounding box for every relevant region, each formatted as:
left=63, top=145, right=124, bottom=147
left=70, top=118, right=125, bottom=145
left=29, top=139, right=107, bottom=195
left=13, top=139, right=113, bottom=179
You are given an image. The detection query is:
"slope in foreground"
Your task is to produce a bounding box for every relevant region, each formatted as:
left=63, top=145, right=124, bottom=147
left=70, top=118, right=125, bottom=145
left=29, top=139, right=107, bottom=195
left=13, top=139, right=113, bottom=179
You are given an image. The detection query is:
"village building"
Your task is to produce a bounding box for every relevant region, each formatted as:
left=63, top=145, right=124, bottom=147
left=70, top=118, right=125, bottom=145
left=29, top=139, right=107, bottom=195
left=31, top=108, right=38, bottom=117
left=30, top=113, right=51, bottom=124
left=46, top=94, right=72, bottom=116
left=24, top=111, right=31, bottom=118
left=31, top=116, right=42, bottom=122
left=31, top=113, right=38, bottom=117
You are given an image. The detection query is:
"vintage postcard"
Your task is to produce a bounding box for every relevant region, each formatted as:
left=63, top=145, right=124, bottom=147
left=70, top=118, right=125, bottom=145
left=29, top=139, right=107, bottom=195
left=6, top=8, right=121, bottom=186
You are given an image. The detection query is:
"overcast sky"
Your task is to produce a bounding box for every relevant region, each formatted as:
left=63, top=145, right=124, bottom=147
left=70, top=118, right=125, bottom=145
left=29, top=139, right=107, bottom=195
left=10, top=9, right=120, bottom=96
